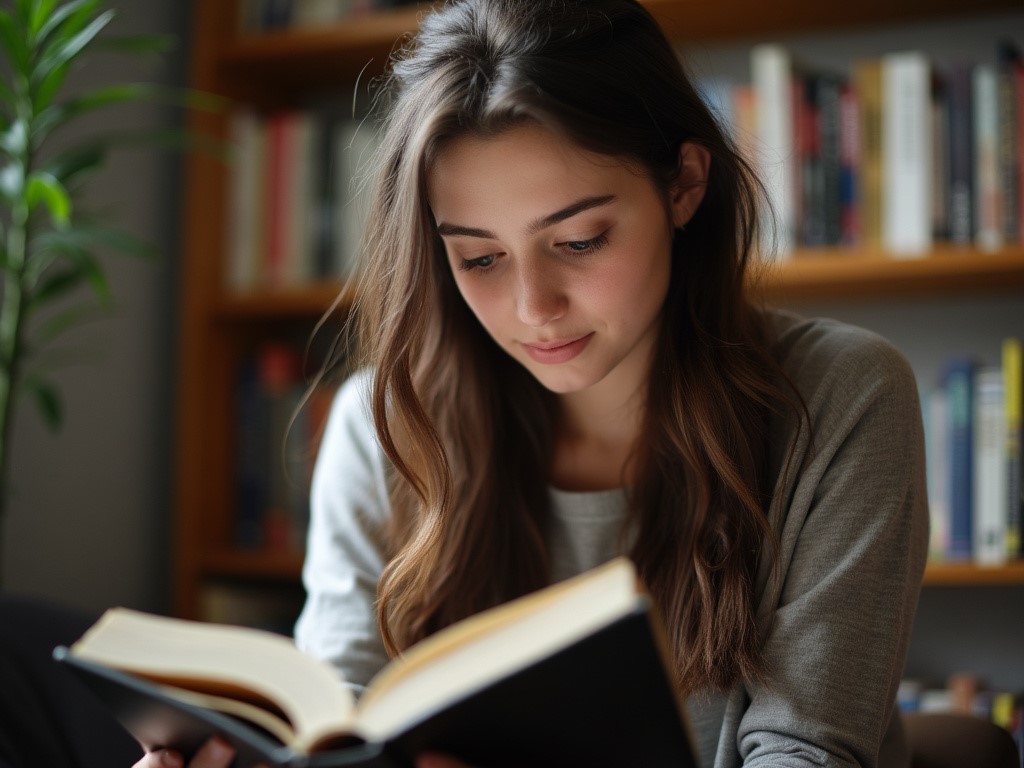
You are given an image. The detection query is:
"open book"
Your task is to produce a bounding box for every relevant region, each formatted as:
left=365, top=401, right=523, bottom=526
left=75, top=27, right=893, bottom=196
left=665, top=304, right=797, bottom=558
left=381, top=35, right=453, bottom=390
left=55, top=557, right=696, bottom=768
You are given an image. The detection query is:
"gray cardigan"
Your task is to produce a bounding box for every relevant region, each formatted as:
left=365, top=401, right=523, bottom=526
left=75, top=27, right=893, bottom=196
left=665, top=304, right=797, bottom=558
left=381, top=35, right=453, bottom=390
left=295, top=311, right=929, bottom=767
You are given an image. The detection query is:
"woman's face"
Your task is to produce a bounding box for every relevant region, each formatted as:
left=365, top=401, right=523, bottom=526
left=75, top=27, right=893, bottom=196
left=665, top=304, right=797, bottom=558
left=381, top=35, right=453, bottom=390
left=428, top=123, right=686, bottom=399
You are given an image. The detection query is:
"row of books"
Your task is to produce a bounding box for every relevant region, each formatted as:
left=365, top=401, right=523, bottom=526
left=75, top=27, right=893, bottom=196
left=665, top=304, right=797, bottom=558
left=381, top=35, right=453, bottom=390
left=712, top=41, right=1024, bottom=257
left=238, top=0, right=419, bottom=32
left=234, top=342, right=335, bottom=552
left=924, top=339, right=1023, bottom=565
left=226, top=109, right=380, bottom=292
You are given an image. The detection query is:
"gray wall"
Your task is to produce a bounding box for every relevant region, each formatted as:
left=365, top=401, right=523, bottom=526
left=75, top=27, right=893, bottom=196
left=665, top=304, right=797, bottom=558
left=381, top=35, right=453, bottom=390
left=0, top=0, right=188, bottom=615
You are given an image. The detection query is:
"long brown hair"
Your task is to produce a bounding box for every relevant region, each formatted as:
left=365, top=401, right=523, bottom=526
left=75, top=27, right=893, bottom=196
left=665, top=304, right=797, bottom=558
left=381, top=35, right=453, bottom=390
left=346, top=0, right=802, bottom=693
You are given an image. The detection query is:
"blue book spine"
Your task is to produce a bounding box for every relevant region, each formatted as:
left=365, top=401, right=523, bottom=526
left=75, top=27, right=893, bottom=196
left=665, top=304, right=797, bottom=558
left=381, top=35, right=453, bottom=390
left=944, top=359, right=976, bottom=560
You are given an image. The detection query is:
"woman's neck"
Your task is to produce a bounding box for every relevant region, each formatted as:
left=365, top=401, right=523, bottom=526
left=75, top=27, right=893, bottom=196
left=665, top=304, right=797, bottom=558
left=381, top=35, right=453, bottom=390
left=550, top=376, right=646, bottom=492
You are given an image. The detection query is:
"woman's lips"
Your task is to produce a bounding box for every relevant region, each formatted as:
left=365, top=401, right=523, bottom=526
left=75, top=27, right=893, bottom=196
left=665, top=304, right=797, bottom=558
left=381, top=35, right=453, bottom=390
left=521, top=333, right=594, bottom=364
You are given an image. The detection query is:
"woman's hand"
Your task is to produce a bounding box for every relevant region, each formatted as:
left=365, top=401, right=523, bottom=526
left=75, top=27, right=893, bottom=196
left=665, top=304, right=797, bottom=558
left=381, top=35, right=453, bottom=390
left=130, top=737, right=268, bottom=768
left=416, top=753, right=472, bottom=768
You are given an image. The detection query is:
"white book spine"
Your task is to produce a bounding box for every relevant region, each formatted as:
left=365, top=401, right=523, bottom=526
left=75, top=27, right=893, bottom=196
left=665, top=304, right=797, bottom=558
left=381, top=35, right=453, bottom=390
left=226, top=110, right=265, bottom=292
left=751, top=44, right=795, bottom=260
left=283, top=113, right=317, bottom=287
left=882, top=52, right=932, bottom=258
left=972, top=64, right=1003, bottom=252
left=291, top=0, right=350, bottom=26
left=973, top=367, right=1008, bottom=565
left=332, top=119, right=379, bottom=279
left=926, top=387, right=950, bottom=560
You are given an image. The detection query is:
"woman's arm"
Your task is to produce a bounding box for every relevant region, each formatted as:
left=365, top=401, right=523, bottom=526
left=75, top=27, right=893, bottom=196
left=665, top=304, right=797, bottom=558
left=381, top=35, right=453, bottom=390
left=734, top=321, right=930, bottom=767
left=294, top=369, right=393, bottom=691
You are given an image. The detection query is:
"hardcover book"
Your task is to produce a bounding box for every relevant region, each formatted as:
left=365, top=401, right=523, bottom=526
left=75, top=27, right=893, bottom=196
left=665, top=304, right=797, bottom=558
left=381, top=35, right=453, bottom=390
left=55, top=558, right=696, bottom=768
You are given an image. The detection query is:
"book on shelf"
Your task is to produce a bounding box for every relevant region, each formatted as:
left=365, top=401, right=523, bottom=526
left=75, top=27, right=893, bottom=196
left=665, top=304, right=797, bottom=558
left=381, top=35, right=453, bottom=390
left=237, top=0, right=420, bottom=32
left=1004, top=338, right=1023, bottom=558
left=974, top=366, right=1009, bottom=564
left=224, top=108, right=380, bottom=293
left=731, top=40, right=1024, bottom=259
left=925, top=342, right=1024, bottom=565
left=881, top=51, right=933, bottom=257
left=975, top=63, right=1004, bottom=252
left=996, top=41, right=1021, bottom=245
left=54, top=558, right=697, bottom=768
left=234, top=343, right=334, bottom=553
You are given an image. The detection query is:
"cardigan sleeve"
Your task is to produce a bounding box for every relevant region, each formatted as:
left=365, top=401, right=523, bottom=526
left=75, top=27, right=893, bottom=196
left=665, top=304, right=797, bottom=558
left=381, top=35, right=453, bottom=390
left=729, top=318, right=929, bottom=768
left=293, top=369, right=392, bottom=694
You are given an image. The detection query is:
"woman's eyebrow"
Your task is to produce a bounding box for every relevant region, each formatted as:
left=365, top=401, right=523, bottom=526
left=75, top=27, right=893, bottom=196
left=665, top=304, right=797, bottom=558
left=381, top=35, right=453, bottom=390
left=435, top=194, right=617, bottom=239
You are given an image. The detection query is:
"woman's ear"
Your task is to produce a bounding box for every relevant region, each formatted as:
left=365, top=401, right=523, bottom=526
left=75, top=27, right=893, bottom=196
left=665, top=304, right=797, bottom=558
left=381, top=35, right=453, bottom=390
left=668, top=142, right=711, bottom=228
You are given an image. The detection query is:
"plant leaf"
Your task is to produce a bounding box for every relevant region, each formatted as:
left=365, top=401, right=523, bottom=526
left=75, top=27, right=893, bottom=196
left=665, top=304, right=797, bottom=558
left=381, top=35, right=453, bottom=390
left=33, top=302, right=109, bottom=348
left=28, top=266, right=86, bottom=308
left=31, top=60, right=71, bottom=116
left=0, top=118, right=28, bottom=155
left=0, top=10, right=29, bottom=75
left=25, top=171, right=71, bottom=225
left=95, top=33, right=174, bottom=56
left=28, top=0, right=59, bottom=40
left=33, top=83, right=153, bottom=139
left=0, top=160, right=25, bottom=200
left=35, top=9, right=114, bottom=83
left=36, top=0, right=99, bottom=47
left=24, top=376, right=62, bottom=431
left=38, top=145, right=105, bottom=188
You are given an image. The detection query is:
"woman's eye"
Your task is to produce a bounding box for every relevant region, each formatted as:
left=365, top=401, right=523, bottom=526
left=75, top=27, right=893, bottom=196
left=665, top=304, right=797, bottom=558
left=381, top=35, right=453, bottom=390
left=459, top=254, right=496, bottom=271
left=560, top=233, right=609, bottom=256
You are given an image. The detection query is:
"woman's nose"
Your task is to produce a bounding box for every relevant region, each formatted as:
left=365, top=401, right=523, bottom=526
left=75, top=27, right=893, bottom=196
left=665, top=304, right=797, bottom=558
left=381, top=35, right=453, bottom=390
left=515, top=261, right=567, bottom=328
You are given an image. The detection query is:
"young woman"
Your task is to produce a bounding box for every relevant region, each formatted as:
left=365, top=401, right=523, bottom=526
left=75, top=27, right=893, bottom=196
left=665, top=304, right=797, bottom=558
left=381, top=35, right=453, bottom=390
left=139, top=0, right=928, bottom=766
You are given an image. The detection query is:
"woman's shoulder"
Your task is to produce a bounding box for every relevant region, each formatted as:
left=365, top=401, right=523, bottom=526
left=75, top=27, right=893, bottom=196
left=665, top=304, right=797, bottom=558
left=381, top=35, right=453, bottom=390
left=764, top=309, right=918, bottom=406
left=319, top=368, right=379, bottom=459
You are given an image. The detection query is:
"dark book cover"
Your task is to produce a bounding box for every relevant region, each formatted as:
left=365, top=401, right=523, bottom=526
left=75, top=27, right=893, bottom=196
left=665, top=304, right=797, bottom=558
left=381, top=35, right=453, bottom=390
left=55, top=608, right=696, bottom=768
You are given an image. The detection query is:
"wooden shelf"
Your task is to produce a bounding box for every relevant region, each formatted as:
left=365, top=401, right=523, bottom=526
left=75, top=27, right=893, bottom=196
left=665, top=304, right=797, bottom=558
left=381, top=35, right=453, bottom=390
left=216, top=283, right=347, bottom=320
left=759, top=246, right=1024, bottom=302
left=922, top=561, right=1024, bottom=587
left=201, top=549, right=305, bottom=581
left=195, top=550, right=1024, bottom=587
left=213, top=0, right=1024, bottom=100
left=644, top=0, right=1022, bottom=43
left=207, top=248, right=1024, bottom=321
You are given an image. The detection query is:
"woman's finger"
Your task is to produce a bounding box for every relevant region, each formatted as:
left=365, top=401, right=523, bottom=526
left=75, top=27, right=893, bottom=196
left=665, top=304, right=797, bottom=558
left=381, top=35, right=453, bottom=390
left=416, top=752, right=472, bottom=768
left=185, top=738, right=235, bottom=768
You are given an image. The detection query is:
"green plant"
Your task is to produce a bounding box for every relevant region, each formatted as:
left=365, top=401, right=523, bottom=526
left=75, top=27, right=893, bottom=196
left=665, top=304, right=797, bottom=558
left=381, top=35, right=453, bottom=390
left=0, top=0, right=173, bottom=580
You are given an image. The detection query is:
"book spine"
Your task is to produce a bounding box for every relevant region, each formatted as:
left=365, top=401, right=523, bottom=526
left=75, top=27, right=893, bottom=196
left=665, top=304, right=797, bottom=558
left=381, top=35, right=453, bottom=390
left=854, top=58, right=883, bottom=248
left=974, top=64, right=1003, bottom=251
left=839, top=82, right=860, bottom=245
left=751, top=44, right=796, bottom=258
left=819, top=74, right=844, bottom=245
left=882, top=51, right=932, bottom=257
left=282, top=113, right=317, bottom=287
left=945, top=359, right=977, bottom=561
left=931, top=73, right=951, bottom=242
left=265, top=113, right=293, bottom=288
left=997, top=42, right=1020, bottom=244
left=973, top=367, right=1008, bottom=565
left=332, top=119, right=380, bottom=278
left=225, top=110, right=266, bottom=292
left=925, top=386, right=950, bottom=560
left=1004, top=338, right=1023, bottom=560
left=947, top=63, right=975, bottom=245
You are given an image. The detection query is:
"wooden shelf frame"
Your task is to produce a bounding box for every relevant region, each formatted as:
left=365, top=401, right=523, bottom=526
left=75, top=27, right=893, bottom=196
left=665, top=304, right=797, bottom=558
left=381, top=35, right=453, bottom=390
left=174, top=0, right=1024, bottom=618
left=194, top=549, right=1024, bottom=587
left=208, top=247, right=1024, bottom=321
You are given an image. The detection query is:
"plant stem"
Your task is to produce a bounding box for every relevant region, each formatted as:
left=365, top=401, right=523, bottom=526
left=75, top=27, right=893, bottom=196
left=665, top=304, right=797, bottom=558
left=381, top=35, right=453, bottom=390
left=0, top=72, right=34, bottom=585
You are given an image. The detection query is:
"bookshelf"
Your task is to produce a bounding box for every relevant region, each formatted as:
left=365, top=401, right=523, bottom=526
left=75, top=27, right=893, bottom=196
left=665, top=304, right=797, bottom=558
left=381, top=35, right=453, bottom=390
left=175, top=0, right=1024, bottom=626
